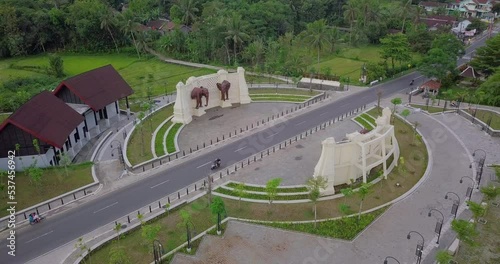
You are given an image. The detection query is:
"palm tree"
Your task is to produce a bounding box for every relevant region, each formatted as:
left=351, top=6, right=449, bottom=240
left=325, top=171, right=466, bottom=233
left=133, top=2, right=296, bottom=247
left=327, top=26, right=340, bottom=53
left=120, top=17, right=141, bottom=59
left=244, top=39, right=265, bottom=68
left=302, top=19, right=331, bottom=65
left=224, top=13, right=250, bottom=66
left=174, top=0, right=199, bottom=25
left=343, top=1, right=357, bottom=44
left=306, top=176, right=328, bottom=228
left=100, top=9, right=119, bottom=53
left=401, top=0, right=412, bottom=32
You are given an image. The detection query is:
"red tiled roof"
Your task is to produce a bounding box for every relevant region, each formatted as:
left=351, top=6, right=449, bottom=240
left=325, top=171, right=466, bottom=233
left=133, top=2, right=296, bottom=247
left=53, top=65, right=134, bottom=111
left=0, top=91, right=84, bottom=149
left=146, top=20, right=167, bottom=30
left=419, top=1, right=446, bottom=7
left=420, top=80, right=442, bottom=91
left=460, top=66, right=480, bottom=78
left=474, top=0, right=489, bottom=4
left=420, top=16, right=456, bottom=28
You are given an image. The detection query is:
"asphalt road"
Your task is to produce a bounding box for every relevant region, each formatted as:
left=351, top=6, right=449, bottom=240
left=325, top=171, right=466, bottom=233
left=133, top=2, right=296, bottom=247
left=0, top=30, right=495, bottom=264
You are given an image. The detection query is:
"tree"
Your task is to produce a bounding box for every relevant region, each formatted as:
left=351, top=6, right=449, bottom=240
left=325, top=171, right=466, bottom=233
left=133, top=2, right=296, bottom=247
left=471, top=34, right=500, bottom=76
left=109, top=243, right=130, bottom=264
left=301, top=19, right=331, bottom=65
left=100, top=8, right=119, bottom=54
left=435, top=250, right=453, bottom=264
left=224, top=13, right=250, bottom=65
left=120, top=18, right=141, bottom=59
left=466, top=18, right=487, bottom=33
left=357, top=183, right=372, bottom=222
left=305, top=176, right=328, bottom=228
left=380, top=33, right=411, bottom=71
left=170, top=0, right=199, bottom=26
left=141, top=224, right=161, bottom=248
left=419, top=48, right=456, bottom=83
left=58, top=152, right=72, bottom=177
left=32, top=138, right=48, bottom=167
left=137, top=111, right=146, bottom=156
left=451, top=219, right=478, bottom=246
left=47, top=54, right=64, bottom=78
left=343, top=0, right=357, bottom=44
left=477, top=71, right=500, bottom=106
left=431, top=33, right=464, bottom=59
left=234, top=182, right=247, bottom=208
left=480, top=184, right=499, bottom=201
left=265, top=178, right=282, bottom=208
left=113, top=222, right=122, bottom=242
left=401, top=109, right=411, bottom=120
left=390, top=97, right=402, bottom=123
left=466, top=201, right=485, bottom=227
left=400, top=0, right=412, bottom=32
left=210, top=196, right=226, bottom=233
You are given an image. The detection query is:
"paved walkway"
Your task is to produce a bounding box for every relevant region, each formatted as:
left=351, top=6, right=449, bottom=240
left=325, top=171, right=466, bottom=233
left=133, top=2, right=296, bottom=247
left=170, top=98, right=499, bottom=264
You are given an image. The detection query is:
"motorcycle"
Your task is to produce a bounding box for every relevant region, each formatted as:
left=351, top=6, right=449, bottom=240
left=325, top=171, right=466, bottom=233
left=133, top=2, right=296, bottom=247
left=29, top=214, right=44, bottom=225
left=409, top=79, right=414, bottom=85
left=211, top=159, right=221, bottom=170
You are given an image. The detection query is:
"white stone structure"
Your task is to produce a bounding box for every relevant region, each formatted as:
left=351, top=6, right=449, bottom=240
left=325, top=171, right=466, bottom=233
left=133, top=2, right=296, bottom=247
left=172, top=67, right=251, bottom=124
left=313, top=108, right=399, bottom=195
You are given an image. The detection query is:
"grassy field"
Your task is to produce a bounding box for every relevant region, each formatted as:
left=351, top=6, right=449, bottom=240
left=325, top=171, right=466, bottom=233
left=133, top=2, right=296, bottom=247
left=1, top=53, right=216, bottom=108
left=225, top=182, right=308, bottom=193
left=360, top=113, right=376, bottom=125
left=311, top=57, right=364, bottom=82
left=0, top=162, right=93, bottom=217
left=354, top=116, right=374, bottom=130
left=249, top=88, right=321, bottom=95
left=454, top=196, right=500, bottom=263
left=0, top=113, right=10, bottom=124
left=127, top=105, right=173, bottom=165
left=154, top=120, right=172, bottom=157
left=467, top=108, right=500, bottom=130
left=246, top=74, right=287, bottom=84
left=166, top=123, right=182, bottom=154
left=410, top=104, right=446, bottom=114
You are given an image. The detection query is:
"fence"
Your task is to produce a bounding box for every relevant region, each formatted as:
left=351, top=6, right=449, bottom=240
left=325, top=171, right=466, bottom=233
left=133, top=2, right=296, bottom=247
left=129, top=92, right=330, bottom=173
left=457, top=109, right=500, bottom=137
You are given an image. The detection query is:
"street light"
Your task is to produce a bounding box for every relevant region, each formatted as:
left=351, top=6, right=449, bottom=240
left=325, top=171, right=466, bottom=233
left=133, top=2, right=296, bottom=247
left=427, top=209, right=444, bottom=244
left=186, top=221, right=196, bottom=252
left=407, top=231, right=425, bottom=264
left=445, top=191, right=461, bottom=218
left=153, top=239, right=164, bottom=264
left=460, top=176, right=475, bottom=200
left=383, top=256, right=401, bottom=264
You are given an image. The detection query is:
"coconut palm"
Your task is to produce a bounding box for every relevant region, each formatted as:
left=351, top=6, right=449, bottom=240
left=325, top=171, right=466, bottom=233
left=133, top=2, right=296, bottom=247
left=301, top=19, right=331, bottom=65
left=343, top=0, right=357, bottom=44
left=401, top=0, right=412, bottom=32
left=174, top=0, right=199, bottom=25
left=223, top=13, right=250, bottom=65
left=120, top=17, right=141, bottom=59
left=100, top=8, right=119, bottom=53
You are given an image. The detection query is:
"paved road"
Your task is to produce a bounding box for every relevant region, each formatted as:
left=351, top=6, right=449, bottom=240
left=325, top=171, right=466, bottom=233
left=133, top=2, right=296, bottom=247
left=0, top=30, right=495, bottom=263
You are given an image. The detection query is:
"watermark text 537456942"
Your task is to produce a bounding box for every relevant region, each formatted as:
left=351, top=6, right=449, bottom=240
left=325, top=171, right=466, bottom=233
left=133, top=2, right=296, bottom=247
left=6, top=150, right=17, bottom=256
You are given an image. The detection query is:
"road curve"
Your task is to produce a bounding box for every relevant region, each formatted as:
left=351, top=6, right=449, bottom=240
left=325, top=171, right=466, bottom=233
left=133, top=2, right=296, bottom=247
left=0, top=31, right=495, bottom=264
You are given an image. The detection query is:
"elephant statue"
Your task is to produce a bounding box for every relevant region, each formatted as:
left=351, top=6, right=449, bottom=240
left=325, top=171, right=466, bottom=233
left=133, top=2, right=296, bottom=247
left=216, top=80, right=231, bottom=101
left=191, top=86, right=209, bottom=109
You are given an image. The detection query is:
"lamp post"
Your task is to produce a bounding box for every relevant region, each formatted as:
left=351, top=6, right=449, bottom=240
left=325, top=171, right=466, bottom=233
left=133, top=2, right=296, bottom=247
left=110, top=140, right=125, bottom=171
left=445, top=191, right=461, bottom=218
left=153, top=239, right=164, bottom=264
left=460, top=176, right=475, bottom=200
left=383, top=256, right=401, bottom=264
left=427, top=209, right=444, bottom=244
left=407, top=231, right=425, bottom=264
left=185, top=221, right=196, bottom=252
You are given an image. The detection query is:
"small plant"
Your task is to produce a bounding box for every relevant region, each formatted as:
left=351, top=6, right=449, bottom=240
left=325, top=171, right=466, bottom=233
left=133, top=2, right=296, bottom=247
left=480, top=184, right=499, bottom=201
left=451, top=219, right=478, bottom=246
left=435, top=250, right=453, bottom=264
left=266, top=178, right=282, bottom=208
left=234, top=182, right=247, bottom=208
left=305, top=176, right=328, bottom=228
left=141, top=224, right=161, bottom=249
left=165, top=203, right=171, bottom=215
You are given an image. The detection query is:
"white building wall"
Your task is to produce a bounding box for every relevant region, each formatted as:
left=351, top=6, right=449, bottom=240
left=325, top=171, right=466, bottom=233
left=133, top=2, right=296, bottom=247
left=0, top=152, right=54, bottom=171
left=84, top=111, right=96, bottom=130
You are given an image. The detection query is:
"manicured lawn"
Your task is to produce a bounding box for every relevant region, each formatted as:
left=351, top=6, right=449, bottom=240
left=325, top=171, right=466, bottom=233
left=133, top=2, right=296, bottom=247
left=166, top=123, right=182, bottom=154
left=339, top=45, right=384, bottom=63
left=311, top=57, right=364, bottom=82
left=354, top=116, right=374, bottom=130
left=410, top=104, right=445, bottom=114
left=0, top=162, right=93, bottom=217
left=214, top=187, right=310, bottom=200
left=467, top=108, right=500, bottom=130
left=249, top=88, right=320, bottom=95
left=127, top=105, right=173, bottom=165
left=225, top=182, right=308, bottom=193
left=154, top=120, right=172, bottom=157
left=0, top=113, right=10, bottom=124
left=250, top=95, right=310, bottom=102
left=246, top=74, right=287, bottom=84
left=454, top=196, right=500, bottom=263
left=360, top=113, right=376, bottom=126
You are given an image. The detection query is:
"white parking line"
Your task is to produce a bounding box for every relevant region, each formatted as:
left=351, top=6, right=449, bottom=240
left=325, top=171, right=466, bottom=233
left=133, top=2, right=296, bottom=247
left=265, top=132, right=278, bottom=139
left=150, top=180, right=170, bottom=189
left=234, top=146, right=247, bottom=152
left=93, top=202, right=118, bottom=214
left=295, top=121, right=306, bottom=126
left=196, top=161, right=211, bottom=168
left=26, top=231, right=53, bottom=244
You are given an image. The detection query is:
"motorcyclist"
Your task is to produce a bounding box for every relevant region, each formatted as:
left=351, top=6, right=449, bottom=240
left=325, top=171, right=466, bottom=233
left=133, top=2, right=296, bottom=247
left=410, top=79, right=414, bottom=85
left=211, top=158, right=221, bottom=169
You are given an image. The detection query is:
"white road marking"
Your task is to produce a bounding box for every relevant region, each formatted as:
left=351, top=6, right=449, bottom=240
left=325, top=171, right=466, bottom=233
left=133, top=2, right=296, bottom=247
left=265, top=132, right=279, bottom=139
left=196, top=161, right=211, bottom=168
left=26, top=231, right=53, bottom=244
left=150, top=180, right=170, bottom=189
left=93, top=202, right=118, bottom=214
left=320, top=112, right=328, bottom=116
left=234, top=146, right=247, bottom=152
left=295, top=121, right=306, bottom=126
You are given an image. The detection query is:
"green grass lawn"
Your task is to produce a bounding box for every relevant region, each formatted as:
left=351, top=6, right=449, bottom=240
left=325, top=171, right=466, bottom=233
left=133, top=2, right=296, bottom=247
left=338, top=45, right=385, bottom=63
left=225, top=182, right=308, bottom=193
left=154, top=120, right=172, bottom=157
left=249, top=88, right=320, bottom=95
left=410, top=104, right=446, bottom=114
left=467, top=108, right=500, bottom=130
left=311, top=57, right=364, bottom=83
left=214, top=187, right=310, bottom=200
left=360, top=113, right=376, bottom=126
left=127, top=105, right=173, bottom=165
left=0, top=162, right=93, bottom=217
left=354, top=116, right=374, bottom=130
left=250, top=95, right=310, bottom=102
left=246, top=74, right=287, bottom=84
left=166, top=123, right=182, bottom=154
